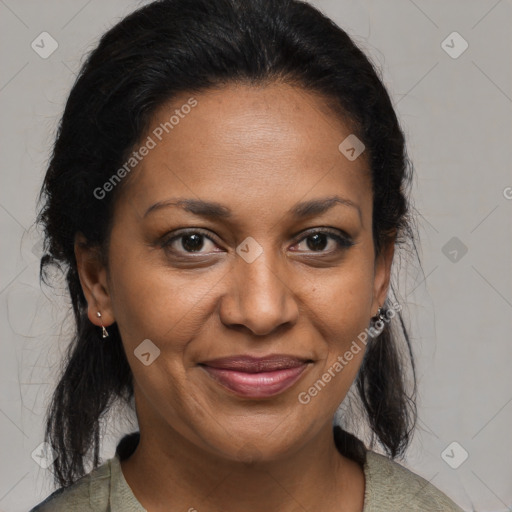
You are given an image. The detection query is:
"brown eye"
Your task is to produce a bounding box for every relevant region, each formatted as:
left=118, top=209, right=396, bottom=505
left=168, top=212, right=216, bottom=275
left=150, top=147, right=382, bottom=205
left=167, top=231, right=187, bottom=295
left=180, top=233, right=206, bottom=252
left=291, top=229, right=354, bottom=254
left=161, top=230, right=220, bottom=255
left=304, top=233, right=330, bottom=251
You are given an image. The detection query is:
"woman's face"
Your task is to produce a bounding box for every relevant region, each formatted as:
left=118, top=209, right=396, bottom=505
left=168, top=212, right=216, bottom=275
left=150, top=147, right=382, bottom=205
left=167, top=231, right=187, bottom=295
left=84, top=82, right=393, bottom=461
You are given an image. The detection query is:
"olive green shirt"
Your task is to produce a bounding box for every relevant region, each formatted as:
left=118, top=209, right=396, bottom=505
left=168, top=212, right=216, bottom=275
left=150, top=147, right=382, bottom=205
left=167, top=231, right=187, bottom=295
left=31, top=450, right=463, bottom=511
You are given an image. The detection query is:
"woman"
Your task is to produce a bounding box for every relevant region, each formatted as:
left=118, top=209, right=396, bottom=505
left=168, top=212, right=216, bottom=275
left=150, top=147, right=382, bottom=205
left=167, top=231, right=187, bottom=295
left=30, top=0, right=463, bottom=510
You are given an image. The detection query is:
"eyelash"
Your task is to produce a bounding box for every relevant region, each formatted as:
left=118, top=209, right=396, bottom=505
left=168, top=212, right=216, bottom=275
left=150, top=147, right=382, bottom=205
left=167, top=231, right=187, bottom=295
left=160, top=228, right=354, bottom=257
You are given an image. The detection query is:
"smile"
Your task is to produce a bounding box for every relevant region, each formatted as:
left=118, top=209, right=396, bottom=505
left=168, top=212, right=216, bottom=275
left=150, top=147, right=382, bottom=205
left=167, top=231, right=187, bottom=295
left=199, top=355, right=312, bottom=399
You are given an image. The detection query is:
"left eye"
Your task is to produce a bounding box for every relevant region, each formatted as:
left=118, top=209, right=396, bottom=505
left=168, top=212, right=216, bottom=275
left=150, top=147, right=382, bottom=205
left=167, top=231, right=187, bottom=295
left=292, top=231, right=353, bottom=253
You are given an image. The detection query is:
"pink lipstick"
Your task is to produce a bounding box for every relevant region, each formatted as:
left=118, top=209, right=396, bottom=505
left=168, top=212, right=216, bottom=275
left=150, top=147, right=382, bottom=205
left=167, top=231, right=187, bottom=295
left=200, top=355, right=311, bottom=398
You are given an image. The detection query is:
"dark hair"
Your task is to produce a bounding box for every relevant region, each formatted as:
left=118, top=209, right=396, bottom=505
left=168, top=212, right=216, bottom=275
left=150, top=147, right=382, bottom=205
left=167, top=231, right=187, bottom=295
left=37, top=0, right=418, bottom=488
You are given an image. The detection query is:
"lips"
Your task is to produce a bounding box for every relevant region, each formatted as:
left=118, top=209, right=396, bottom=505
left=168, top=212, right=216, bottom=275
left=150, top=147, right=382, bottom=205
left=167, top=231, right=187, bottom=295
left=199, top=355, right=311, bottom=398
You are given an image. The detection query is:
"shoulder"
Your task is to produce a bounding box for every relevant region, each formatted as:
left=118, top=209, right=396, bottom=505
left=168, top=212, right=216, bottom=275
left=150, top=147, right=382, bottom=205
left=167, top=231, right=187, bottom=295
left=29, top=458, right=114, bottom=512
left=363, top=451, right=463, bottom=512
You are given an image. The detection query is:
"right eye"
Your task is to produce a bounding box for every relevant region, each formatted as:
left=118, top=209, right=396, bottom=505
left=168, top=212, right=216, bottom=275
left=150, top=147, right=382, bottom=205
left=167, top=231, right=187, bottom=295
left=160, top=229, right=223, bottom=256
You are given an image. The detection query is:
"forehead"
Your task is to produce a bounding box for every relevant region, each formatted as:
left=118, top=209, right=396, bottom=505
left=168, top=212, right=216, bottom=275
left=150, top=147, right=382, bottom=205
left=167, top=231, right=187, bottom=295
left=117, top=82, right=372, bottom=223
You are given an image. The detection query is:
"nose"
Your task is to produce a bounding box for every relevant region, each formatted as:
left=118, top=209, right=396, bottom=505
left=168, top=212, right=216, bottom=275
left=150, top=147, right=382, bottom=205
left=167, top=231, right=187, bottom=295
left=219, top=248, right=300, bottom=337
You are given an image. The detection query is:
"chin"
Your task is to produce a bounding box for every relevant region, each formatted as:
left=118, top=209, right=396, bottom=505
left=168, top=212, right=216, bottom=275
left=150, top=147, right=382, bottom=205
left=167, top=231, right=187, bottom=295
left=199, top=422, right=307, bottom=465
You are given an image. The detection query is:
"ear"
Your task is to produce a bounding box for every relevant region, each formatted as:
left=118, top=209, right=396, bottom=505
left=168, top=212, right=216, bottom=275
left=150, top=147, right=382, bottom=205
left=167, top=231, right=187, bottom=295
left=74, top=232, right=115, bottom=327
left=371, top=234, right=395, bottom=316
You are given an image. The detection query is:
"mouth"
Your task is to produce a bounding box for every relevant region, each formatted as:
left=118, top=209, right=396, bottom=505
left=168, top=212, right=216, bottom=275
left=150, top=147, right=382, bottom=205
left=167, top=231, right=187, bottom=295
left=198, top=355, right=313, bottom=399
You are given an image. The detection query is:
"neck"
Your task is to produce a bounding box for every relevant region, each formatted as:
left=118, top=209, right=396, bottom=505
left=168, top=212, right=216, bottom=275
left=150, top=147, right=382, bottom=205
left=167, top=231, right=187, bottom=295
left=121, top=420, right=365, bottom=512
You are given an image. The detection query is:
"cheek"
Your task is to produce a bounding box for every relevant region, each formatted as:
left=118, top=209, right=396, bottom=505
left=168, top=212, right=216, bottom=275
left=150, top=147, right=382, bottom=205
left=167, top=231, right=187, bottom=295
left=311, top=252, right=375, bottom=340
left=107, top=252, right=212, bottom=417
left=107, top=243, right=226, bottom=413
left=303, top=252, right=374, bottom=395
left=108, top=242, right=218, bottom=350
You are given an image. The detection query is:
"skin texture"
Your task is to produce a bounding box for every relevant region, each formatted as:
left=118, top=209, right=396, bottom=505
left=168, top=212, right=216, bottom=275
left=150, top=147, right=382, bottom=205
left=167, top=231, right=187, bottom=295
left=75, top=82, right=394, bottom=512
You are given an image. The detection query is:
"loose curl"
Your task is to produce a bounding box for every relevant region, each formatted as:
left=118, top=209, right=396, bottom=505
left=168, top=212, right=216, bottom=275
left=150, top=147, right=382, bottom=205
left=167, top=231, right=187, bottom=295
left=37, top=0, right=418, bottom=488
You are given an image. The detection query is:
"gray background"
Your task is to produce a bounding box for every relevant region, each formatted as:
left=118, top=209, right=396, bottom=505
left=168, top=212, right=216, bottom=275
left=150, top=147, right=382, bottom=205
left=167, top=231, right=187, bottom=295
left=1, top=0, right=511, bottom=510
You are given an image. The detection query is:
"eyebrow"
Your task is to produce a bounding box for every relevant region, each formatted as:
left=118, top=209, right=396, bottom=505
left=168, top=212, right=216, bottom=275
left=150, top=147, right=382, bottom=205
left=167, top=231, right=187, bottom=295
left=143, top=195, right=361, bottom=221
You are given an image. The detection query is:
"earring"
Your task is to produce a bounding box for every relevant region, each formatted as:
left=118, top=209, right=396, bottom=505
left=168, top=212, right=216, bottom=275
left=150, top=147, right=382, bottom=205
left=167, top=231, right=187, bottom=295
left=372, top=306, right=386, bottom=322
left=96, top=311, right=109, bottom=338
left=370, top=305, right=387, bottom=333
